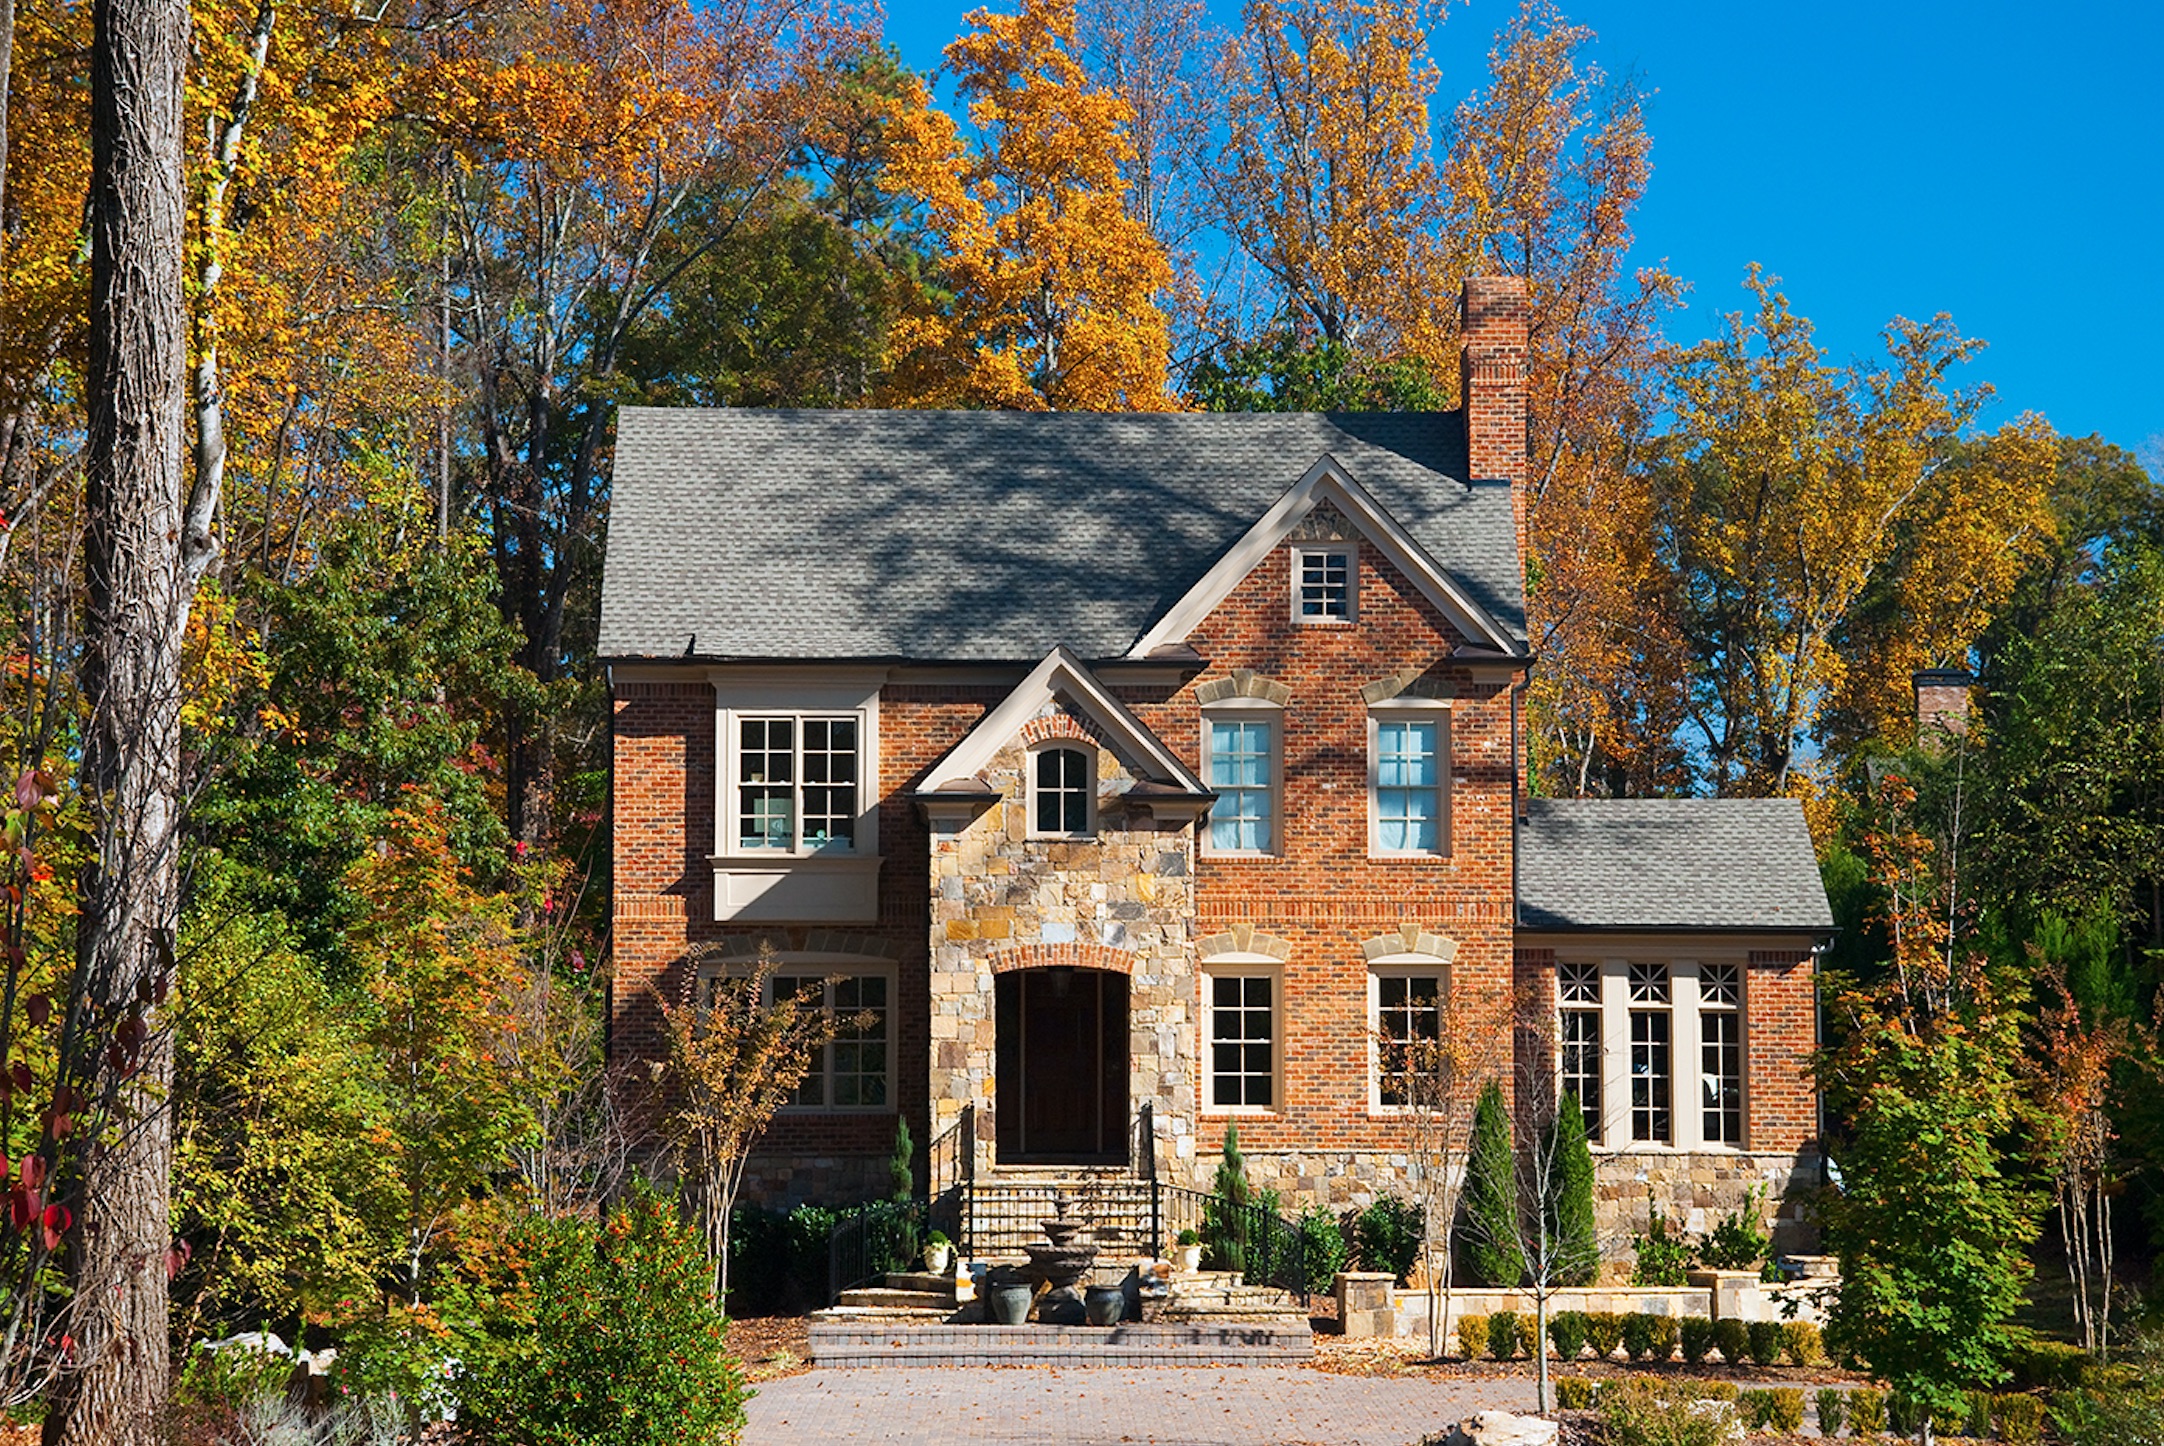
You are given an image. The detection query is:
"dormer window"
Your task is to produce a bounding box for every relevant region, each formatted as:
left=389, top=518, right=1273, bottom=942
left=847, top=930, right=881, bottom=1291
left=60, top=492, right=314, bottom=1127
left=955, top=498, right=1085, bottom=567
left=1292, top=546, right=1355, bottom=622
left=1031, top=745, right=1093, bottom=835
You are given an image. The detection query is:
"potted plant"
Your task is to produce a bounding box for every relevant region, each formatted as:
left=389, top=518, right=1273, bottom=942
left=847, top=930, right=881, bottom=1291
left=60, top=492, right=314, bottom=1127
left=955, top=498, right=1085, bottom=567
left=922, top=1230, right=953, bottom=1275
left=1175, top=1229, right=1203, bottom=1273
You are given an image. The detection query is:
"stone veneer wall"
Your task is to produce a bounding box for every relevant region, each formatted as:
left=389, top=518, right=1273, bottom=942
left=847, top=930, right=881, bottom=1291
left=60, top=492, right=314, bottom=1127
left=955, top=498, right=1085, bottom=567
left=928, top=704, right=1200, bottom=1174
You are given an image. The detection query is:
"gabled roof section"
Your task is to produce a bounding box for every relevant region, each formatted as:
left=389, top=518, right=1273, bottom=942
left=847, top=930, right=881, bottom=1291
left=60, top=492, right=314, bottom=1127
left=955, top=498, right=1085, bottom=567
left=917, top=646, right=1211, bottom=798
left=599, top=408, right=1525, bottom=661
left=1127, top=454, right=1525, bottom=659
left=1516, top=798, right=1834, bottom=934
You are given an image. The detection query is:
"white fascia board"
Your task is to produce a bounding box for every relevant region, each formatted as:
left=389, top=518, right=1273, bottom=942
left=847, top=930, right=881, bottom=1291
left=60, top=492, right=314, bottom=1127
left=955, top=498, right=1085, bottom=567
left=919, top=645, right=1210, bottom=796
left=1125, top=454, right=1522, bottom=659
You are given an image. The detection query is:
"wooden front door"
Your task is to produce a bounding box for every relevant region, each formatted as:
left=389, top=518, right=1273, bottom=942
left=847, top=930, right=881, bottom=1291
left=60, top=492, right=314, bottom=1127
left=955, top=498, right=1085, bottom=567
left=995, top=969, right=1128, bottom=1163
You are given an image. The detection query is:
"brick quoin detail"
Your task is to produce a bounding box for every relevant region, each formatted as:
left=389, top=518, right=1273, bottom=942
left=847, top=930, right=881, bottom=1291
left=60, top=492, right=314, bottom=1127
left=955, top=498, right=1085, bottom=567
left=986, top=942, right=1136, bottom=976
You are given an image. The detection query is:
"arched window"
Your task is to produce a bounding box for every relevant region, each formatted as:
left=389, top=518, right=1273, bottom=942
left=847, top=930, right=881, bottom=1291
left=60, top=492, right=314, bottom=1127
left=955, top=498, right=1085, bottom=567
left=1031, top=745, right=1092, bottom=836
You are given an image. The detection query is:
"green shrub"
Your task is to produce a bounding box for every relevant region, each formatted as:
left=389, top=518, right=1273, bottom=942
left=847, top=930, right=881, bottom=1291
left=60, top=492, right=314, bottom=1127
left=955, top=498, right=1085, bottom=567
left=1712, top=1316, right=1749, bottom=1365
left=1780, top=1319, right=1822, bottom=1367
left=1623, top=1311, right=1658, bottom=1360
left=1455, top=1313, right=1490, bottom=1361
left=1297, top=1205, right=1349, bottom=1296
left=1648, top=1314, right=1681, bottom=1362
left=1687, top=1381, right=1740, bottom=1403
left=1993, top=1394, right=2045, bottom=1446
left=1464, top=1081, right=1524, bottom=1286
left=1556, top=1377, right=1598, bottom=1412
left=2007, top=1340, right=2088, bottom=1391
left=1549, top=1310, right=1589, bottom=1362
left=1961, top=1389, right=1993, bottom=1439
left=456, top=1187, right=747, bottom=1446
left=1886, top=1393, right=1926, bottom=1438
left=1587, top=1311, right=1626, bottom=1360
left=1766, top=1389, right=1806, bottom=1433
left=1741, top=1389, right=1777, bottom=1429
left=1550, top=1095, right=1601, bottom=1286
left=1816, top=1388, right=1848, bottom=1437
left=1490, top=1310, right=1522, bottom=1360
left=1848, top=1388, right=1887, bottom=1436
left=1633, top=1202, right=1694, bottom=1286
left=1747, top=1319, right=1784, bottom=1366
left=1202, top=1125, right=1254, bottom=1274
left=1680, top=1315, right=1716, bottom=1366
left=1697, top=1185, right=1772, bottom=1273
left=1352, top=1195, right=1425, bottom=1285
left=1602, top=1376, right=1741, bottom=1446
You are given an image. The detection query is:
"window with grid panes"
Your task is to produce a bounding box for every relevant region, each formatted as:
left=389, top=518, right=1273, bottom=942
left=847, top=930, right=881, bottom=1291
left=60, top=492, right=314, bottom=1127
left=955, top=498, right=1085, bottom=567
left=1375, top=972, right=1443, bottom=1107
left=1629, top=961, right=1671, bottom=1143
left=1033, top=746, right=1091, bottom=834
left=1559, top=962, right=1603, bottom=1141
left=1208, top=973, right=1275, bottom=1109
left=1294, top=547, right=1353, bottom=619
left=1206, top=717, right=1274, bottom=852
left=771, top=971, right=890, bottom=1110
left=737, top=715, right=858, bottom=852
left=1699, top=962, right=1743, bottom=1144
left=1373, top=718, right=1443, bottom=852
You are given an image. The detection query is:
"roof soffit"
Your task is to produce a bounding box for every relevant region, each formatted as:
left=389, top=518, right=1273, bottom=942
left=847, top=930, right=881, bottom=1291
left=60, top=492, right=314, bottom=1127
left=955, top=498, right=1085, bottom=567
left=1125, top=453, right=1524, bottom=659
left=917, top=645, right=1211, bottom=797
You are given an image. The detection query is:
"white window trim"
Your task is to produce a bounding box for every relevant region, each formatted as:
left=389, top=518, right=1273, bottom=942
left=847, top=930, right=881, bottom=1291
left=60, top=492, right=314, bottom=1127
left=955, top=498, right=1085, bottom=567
left=1200, top=704, right=1282, bottom=858
left=1025, top=740, right=1097, bottom=839
left=1289, top=544, right=1357, bottom=624
left=726, top=957, right=900, bottom=1116
left=1367, top=703, right=1451, bottom=858
left=1694, top=962, right=1747, bottom=1147
left=1199, top=953, right=1283, bottom=1117
left=1366, top=953, right=1451, bottom=1115
left=1558, top=961, right=1604, bottom=1144
left=1577, top=956, right=1749, bottom=1153
left=714, top=679, right=881, bottom=862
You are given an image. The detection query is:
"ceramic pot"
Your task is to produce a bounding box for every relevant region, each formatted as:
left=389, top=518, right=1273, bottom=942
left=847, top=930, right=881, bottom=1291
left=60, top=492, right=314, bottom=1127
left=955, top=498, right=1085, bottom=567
left=923, top=1244, right=952, bottom=1274
left=1177, top=1244, right=1203, bottom=1273
left=1084, top=1284, right=1126, bottom=1327
left=987, top=1282, right=1033, bottom=1326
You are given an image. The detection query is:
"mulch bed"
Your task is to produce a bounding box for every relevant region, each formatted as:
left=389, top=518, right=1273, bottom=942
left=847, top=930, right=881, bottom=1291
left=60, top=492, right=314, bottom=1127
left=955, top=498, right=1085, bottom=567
left=727, top=1314, right=814, bottom=1383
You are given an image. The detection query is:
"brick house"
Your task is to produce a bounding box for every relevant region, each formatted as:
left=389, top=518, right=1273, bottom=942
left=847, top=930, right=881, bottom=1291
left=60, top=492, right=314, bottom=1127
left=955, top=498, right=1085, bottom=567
left=600, top=277, right=1834, bottom=1256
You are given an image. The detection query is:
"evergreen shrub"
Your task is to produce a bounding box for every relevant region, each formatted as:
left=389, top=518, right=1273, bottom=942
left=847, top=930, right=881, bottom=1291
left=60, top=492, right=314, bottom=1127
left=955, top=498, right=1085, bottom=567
left=1712, top=1317, right=1749, bottom=1365
left=1586, top=1311, right=1627, bottom=1360
left=1548, top=1309, right=1589, bottom=1362
left=1992, top=1394, right=2043, bottom=1446
left=1815, top=1388, right=1848, bottom=1437
left=1780, top=1320, right=1822, bottom=1366
left=1847, top=1388, right=1887, bottom=1436
left=1352, top=1195, right=1425, bottom=1284
left=1680, top=1315, right=1716, bottom=1365
left=1556, top=1377, right=1598, bottom=1412
left=1489, top=1310, right=1522, bottom=1360
left=1463, top=1081, right=1524, bottom=1286
left=1455, top=1313, right=1490, bottom=1361
left=1747, top=1319, right=1784, bottom=1366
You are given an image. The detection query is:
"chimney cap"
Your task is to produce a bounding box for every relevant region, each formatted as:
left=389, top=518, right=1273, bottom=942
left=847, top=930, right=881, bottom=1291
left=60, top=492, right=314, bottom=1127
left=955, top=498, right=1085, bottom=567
left=1912, top=667, right=1973, bottom=687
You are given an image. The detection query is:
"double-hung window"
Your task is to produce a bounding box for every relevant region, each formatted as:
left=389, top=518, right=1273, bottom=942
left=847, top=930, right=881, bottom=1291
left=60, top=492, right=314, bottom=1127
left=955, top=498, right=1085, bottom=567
left=1699, top=962, right=1744, bottom=1144
left=769, top=969, right=892, bottom=1110
left=1628, top=961, right=1672, bottom=1144
left=1559, top=962, right=1603, bottom=1142
left=737, top=715, right=859, bottom=852
left=1203, top=965, right=1277, bottom=1111
left=1031, top=745, right=1093, bottom=836
left=1372, top=968, right=1445, bottom=1108
left=1371, top=711, right=1447, bottom=855
left=1204, top=714, right=1276, bottom=853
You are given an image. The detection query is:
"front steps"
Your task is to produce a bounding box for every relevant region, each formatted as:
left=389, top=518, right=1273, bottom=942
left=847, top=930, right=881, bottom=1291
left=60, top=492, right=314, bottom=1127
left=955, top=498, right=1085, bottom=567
left=959, top=1168, right=1158, bottom=1259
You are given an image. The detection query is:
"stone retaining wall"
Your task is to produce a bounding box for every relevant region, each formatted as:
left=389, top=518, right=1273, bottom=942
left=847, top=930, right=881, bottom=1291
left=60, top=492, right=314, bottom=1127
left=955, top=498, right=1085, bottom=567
left=1334, top=1272, right=1838, bottom=1341
left=807, top=1319, right=1313, bottom=1367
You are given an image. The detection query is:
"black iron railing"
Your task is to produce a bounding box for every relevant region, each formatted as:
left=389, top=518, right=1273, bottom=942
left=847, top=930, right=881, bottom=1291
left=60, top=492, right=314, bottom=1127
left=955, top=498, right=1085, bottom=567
left=1151, top=1181, right=1309, bottom=1303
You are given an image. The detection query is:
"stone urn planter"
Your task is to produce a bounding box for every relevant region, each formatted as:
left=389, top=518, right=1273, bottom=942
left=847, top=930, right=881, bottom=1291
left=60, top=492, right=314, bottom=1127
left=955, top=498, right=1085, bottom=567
left=1175, top=1235, right=1203, bottom=1273
left=987, top=1280, right=1033, bottom=1326
left=1084, top=1284, right=1126, bottom=1327
left=922, top=1238, right=952, bottom=1275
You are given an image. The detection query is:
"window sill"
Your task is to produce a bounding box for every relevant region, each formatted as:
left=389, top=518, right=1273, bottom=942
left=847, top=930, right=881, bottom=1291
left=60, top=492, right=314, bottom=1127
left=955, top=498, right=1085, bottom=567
left=775, top=1104, right=899, bottom=1117
left=1201, top=1106, right=1281, bottom=1118
left=710, top=853, right=881, bottom=923
left=1367, top=852, right=1451, bottom=862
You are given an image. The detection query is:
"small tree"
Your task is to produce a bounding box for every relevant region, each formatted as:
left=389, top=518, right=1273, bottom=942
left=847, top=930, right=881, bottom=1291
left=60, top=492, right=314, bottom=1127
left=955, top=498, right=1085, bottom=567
left=1550, top=1089, right=1599, bottom=1286
left=1203, top=1124, right=1253, bottom=1273
left=1462, top=1079, right=1523, bottom=1287
left=652, top=947, right=865, bottom=1301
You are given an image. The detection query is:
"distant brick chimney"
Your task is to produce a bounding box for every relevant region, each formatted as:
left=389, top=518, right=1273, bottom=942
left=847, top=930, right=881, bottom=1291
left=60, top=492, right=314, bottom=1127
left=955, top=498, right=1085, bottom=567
left=1913, top=668, right=1973, bottom=747
left=1461, top=275, right=1530, bottom=569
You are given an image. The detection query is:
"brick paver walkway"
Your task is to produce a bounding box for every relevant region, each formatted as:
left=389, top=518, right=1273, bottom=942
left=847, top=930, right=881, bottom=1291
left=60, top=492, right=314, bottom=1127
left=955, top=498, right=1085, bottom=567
left=745, top=1366, right=1539, bottom=1445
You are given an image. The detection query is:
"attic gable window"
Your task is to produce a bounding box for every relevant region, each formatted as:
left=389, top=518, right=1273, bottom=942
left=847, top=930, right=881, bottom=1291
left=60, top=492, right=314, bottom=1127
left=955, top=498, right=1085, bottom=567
left=1031, top=745, right=1093, bottom=836
left=1292, top=547, right=1355, bottom=622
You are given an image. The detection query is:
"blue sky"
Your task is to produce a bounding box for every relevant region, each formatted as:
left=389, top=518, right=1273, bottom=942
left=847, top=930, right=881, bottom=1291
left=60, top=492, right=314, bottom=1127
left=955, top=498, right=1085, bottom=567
left=883, top=0, right=2163, bottom=456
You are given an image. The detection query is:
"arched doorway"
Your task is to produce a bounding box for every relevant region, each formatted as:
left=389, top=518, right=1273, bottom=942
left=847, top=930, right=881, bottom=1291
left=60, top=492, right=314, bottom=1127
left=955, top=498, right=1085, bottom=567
left=994, top=967, right=1128, bottom=1163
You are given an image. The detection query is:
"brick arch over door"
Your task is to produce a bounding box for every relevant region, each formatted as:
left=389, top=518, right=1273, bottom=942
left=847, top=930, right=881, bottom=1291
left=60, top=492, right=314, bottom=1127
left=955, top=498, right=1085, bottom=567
left=987, top=942, right=1135, bottom=976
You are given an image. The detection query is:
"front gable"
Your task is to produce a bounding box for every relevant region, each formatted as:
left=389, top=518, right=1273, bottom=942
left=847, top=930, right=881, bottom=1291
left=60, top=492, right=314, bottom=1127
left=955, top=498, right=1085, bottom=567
left=1126, top=455, right=1526, bottom=662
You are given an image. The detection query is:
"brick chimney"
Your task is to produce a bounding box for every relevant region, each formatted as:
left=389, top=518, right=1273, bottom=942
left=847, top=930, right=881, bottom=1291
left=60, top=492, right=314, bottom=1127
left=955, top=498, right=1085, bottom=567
left=1461, top=275, right=1530, bottom=568
left=1913, top=668, right=1973, bottom=747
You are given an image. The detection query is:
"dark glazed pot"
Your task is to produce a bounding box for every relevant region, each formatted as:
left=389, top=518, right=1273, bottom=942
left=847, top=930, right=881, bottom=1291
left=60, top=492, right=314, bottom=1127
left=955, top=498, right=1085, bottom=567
left=988, top=1282, right=1033, bottom=1326
left=1084, top=1285, right=1125, bottom=1327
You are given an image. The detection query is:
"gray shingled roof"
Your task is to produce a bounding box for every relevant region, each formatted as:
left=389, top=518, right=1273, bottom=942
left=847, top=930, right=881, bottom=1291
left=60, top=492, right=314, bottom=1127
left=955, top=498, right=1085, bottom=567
left=599, top=407, right=1523, bottom=661
left=1517, top=798, right=1834, bottom=933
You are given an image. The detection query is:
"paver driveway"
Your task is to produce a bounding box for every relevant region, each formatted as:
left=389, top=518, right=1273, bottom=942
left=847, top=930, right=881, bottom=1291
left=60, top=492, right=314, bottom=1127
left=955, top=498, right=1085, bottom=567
left=745, top=1366, right=1539, bottom=1445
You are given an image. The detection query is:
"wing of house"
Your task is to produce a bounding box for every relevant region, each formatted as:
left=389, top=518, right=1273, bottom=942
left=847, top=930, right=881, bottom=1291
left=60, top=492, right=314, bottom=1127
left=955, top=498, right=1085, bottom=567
left=602, top=278, right=1834, bottom=1255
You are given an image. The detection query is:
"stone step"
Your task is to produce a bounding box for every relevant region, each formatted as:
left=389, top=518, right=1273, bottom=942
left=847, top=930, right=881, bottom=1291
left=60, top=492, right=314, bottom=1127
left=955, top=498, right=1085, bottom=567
left=837, top=1287, right=954, bottom=1311
left=884, top=1271, right=959, bottom=1294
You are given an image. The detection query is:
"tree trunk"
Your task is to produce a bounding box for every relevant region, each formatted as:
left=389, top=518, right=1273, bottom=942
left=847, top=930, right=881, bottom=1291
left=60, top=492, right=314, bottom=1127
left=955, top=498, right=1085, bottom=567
left=1, top=0, right=14, bottom=278
left=44, top=0, right=192, bottom=1440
